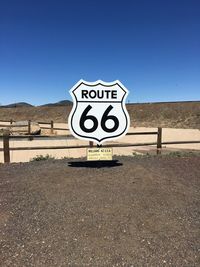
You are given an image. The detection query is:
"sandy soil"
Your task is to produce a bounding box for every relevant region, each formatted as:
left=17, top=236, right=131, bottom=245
left=0, top=125, right=200, bottom=163
left=0, top=156, right=199, bottom=266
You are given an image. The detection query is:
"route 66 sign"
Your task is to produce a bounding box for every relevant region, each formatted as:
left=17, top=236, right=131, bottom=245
left=68, top=79, right=130, bottom=144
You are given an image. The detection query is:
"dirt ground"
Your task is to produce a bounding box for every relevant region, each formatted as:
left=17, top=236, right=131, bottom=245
left=0, top=155, right=200, bottom=266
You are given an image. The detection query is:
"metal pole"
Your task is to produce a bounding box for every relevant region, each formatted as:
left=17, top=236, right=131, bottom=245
left=89, top=141, right=94, bottom=147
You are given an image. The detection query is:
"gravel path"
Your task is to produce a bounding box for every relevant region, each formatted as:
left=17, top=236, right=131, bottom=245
left=0, top=156, right=200, bottom=266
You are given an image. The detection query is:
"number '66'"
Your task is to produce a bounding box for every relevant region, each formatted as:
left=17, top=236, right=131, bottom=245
left=79, top=105, right=119, bottom=133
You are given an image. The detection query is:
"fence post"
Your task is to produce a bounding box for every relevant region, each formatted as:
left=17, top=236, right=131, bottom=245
left=3, top=130, right=10, bottom=163
left=28, top=120, right=31, bottom=135
left=10, top=119, right=13, bottom=125
left=157, top=127, right=162, bottom=154
left=89, top=141, right=94, bottom=147
left=51, top=120, right=54, bottom=134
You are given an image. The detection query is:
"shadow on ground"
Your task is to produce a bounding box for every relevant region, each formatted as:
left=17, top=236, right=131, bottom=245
left=68, top=160, right=123, bottom=168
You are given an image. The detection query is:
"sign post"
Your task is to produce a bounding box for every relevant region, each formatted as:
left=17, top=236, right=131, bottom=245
left=68, top=80, right=130, bottom=160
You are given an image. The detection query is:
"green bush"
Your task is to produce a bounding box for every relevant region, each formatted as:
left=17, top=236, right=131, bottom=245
left=132, top=152, right=150, bottom=158
left=30, top=154, right=55, bottom=162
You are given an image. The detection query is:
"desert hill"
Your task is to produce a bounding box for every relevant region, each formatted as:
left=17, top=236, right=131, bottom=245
left=40, top=100, right=72, bottom=107
left=0, top=102, right=34, bottom=108
left=0, top=100, right=72, bottom=108
left=0, top=101, right=199, bottom=129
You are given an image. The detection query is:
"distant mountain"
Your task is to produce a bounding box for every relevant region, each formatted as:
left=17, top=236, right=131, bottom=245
left=0, top=102, right=34, bottom=108
left=0, top=100, right=72, bottom=108
left=40, top=100, right=72, bottom=107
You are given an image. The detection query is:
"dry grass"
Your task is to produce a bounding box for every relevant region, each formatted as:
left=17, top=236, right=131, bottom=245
left=0, top=101, right=199, bottom=128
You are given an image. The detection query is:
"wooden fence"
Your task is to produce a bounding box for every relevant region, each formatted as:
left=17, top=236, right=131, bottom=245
left=0, top=126, right=200, bottom=163
left=0, top=119, right=69, bottom=134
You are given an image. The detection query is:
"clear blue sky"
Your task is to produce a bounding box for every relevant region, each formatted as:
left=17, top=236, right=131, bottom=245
left=0, top=0, right=200, bottom=105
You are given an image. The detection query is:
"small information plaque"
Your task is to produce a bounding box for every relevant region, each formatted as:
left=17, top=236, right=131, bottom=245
left=87, top=148, right=113, bottom=161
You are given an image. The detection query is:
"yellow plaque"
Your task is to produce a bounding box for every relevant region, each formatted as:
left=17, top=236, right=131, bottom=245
left=87, top=148, right=113, bottom=161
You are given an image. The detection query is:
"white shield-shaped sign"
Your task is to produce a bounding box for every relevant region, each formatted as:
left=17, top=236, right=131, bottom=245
left=68, top=80, right=130, bottom=144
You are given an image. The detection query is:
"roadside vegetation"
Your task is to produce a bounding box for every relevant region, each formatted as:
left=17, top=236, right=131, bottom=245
left=29, top=151, right=200, bottom=163
left=132, top=150, right=200, bottom=158
left=30, top=154, right=55, bottom=162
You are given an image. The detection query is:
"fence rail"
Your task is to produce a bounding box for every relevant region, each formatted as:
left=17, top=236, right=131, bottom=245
left=0, top=124, right=28, bottom=128
left=0, top=119, right=53, bottom=124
